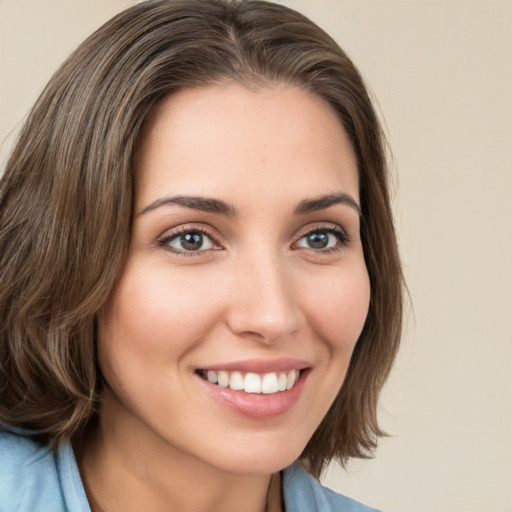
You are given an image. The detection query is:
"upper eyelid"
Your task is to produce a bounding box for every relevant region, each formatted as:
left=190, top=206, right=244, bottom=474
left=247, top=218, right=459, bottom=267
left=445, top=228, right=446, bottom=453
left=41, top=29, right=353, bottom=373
left=293, top=223, right=349, bottom=240
left=157, top=223, right=220, bottom=240
left=156, top=224, right=223, bottom=249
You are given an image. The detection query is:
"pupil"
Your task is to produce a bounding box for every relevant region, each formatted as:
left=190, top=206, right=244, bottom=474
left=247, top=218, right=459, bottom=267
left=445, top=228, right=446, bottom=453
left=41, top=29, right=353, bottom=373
left=181, top=232, right=203, bottom=250
left=308, top=232, right=328, bottom=248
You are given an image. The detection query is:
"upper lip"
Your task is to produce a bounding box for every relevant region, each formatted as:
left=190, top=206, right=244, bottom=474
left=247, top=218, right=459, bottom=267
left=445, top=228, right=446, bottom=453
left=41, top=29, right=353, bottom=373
left=197, top=358, right=311, bottom=374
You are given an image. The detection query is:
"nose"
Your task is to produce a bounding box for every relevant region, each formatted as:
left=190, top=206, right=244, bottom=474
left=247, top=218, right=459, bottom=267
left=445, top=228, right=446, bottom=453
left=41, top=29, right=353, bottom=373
left=226, top=249, right=300, bottom=344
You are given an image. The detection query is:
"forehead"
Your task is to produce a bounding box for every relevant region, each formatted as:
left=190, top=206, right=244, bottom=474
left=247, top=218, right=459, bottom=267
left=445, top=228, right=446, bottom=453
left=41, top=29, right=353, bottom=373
left=134, top=83, right=359, bottom=210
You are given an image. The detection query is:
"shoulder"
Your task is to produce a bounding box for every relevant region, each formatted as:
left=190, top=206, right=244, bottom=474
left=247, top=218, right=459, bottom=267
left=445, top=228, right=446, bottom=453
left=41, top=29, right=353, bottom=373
left=282, top=463, right=383, bottom=512
left=0, top=429, right=68, bottom=512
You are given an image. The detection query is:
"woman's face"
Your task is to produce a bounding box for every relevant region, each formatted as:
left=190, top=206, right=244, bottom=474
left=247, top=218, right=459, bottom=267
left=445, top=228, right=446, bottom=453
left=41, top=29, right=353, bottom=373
left=97, top=83, right=370, bottom=475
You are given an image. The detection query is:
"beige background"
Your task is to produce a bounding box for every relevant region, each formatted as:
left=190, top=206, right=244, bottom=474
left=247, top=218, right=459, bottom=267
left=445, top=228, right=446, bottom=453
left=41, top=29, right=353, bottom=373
left=1, top=1, right=511, bottom=511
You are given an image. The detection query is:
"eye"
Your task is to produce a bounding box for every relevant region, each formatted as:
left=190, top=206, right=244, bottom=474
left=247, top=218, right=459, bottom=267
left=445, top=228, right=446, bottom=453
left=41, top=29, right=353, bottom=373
left=294, top=227, right=349, bottom=252
left=158, top=228, right=219, bottom=254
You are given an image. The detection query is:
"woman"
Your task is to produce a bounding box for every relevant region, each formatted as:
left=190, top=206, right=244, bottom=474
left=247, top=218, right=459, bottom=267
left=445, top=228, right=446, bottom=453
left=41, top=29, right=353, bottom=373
left=0, top=1, right=404, bottom=511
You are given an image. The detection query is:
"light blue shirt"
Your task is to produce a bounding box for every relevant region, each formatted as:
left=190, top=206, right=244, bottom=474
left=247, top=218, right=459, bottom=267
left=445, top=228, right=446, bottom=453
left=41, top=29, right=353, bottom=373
left=0, top=429, right=381, bottom=511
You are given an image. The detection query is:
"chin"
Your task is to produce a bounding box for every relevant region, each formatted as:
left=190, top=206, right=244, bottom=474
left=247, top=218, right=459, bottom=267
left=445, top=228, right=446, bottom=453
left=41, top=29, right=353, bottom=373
left=202, top=434, right=309, bottom=476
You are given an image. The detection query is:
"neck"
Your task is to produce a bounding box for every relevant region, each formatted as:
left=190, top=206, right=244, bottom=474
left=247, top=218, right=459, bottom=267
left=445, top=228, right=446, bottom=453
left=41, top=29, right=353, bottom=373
left=76, top=390, right=283, bottom=512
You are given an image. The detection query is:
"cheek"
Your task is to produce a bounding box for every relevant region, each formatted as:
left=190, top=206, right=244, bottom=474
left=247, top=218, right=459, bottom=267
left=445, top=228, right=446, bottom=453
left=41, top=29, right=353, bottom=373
left=97, top=265, right=227, bottom=378
left=301, top=263, right=370, bottom=353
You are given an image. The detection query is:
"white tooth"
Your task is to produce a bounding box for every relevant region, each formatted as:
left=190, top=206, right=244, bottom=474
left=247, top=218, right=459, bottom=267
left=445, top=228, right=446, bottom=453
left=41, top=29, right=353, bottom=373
left=286, top=370, right=298, bottom=390
left=229, top=371, right=244, bottom=391
left=207, top=370, right=218, bottom=384
left=261, top=372, right=279, bottom=394
left=244, top=373, right=262, bottom=393
left=218, top=371, right=229, bottom=388
left=277, top=373, right=287, bottom=392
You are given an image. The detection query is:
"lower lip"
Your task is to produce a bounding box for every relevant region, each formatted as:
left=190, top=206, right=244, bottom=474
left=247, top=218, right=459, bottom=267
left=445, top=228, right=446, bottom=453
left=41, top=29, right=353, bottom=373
left=195, top=370, right=309, bottom=420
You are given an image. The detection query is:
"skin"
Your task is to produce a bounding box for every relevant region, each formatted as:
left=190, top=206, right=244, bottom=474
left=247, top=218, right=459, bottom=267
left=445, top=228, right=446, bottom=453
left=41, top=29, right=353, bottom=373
left=79, top=83, right=370, bottom=512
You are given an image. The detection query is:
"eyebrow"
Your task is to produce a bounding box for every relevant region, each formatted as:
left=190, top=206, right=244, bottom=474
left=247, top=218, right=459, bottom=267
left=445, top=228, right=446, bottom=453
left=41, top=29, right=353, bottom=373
left=139, top=192, right=361, bottom=217
left=139, top=195, right=237, bottom=216
left=294, top=192, right=361, bottom=216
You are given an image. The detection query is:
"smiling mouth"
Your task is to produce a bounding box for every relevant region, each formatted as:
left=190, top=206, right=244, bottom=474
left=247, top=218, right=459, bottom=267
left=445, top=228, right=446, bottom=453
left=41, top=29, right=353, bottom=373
left=196, top=369, right=303, bottom=395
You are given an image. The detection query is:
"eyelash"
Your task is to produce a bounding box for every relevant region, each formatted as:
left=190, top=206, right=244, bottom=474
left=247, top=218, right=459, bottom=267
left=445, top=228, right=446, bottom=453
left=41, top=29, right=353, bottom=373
left=156, top=224, right=350, bottom=256
left=292, top=225, right=350, bottom=254
left=156, top=226, right=221, bottom=256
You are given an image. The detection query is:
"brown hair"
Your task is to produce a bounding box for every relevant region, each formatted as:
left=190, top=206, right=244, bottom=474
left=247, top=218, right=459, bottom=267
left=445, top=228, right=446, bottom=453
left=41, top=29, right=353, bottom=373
left=0, top=0, right=403, bottom=477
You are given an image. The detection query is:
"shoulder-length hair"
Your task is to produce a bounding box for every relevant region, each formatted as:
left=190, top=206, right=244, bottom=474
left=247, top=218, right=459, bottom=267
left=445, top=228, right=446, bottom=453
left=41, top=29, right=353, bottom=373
left=0, top=0, right=403, bottom=478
